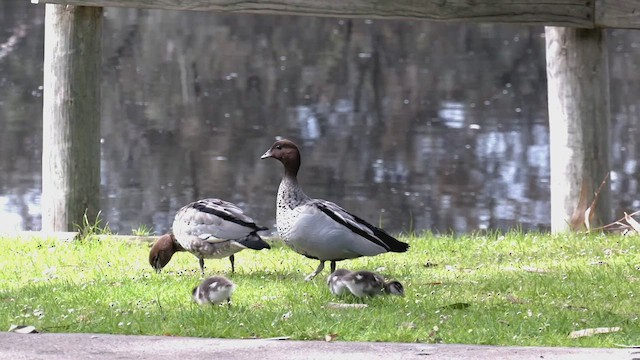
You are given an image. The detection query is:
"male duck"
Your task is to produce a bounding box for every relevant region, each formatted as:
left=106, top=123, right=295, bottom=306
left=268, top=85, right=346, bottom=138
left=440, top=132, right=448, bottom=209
left=192, top=275, right=236, bottom=306
left=329, top=269, right=405, bottom=297
left=149, top=198, right=270, bottom=274
left=261, top=139, right=409, bottom=280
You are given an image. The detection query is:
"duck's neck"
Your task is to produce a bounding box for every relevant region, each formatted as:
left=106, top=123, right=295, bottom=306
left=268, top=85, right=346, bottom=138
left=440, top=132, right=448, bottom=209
left=277, top=172, right=309, bottom=209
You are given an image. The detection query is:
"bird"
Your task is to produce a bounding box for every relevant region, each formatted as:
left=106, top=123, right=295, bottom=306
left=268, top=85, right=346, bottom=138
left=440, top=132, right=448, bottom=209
left=149, top=198, right=270, bottom=274
left=261, top=139, right=410, bottom=280
left=192, top=275, right=236, bottom=306
left=327, top=268, right=353, bottom=296
left=329, top=269, right=405, bottom=298
left=342, top=270, right=386, bottom=297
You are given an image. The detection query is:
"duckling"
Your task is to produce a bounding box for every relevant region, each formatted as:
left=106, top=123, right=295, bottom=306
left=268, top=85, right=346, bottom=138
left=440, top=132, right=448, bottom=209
left=327, top=268, right=353, bottom=296
left=341, top=270, right=405, bottom=298
left=192, top=275, right=236, bottom=306
left=342, top=270, right=386, bottom=297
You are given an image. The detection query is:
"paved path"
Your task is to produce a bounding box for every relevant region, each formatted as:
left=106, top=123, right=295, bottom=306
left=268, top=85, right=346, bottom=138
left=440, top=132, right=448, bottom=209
left=0, top=332, right=637, bottom=359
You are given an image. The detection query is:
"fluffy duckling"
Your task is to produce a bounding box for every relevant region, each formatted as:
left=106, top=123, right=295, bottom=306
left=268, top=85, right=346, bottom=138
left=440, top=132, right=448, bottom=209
left=332, top=270, right=405, bottom=298
left=149, top=198, right=270, bottom=274
left=327, top=268, right=353, bottom=296
left=192, top=275, right=236, bottom=306
left=342, top=270, right=386, bottom=297
left=261, top=139, right=409, bottom=280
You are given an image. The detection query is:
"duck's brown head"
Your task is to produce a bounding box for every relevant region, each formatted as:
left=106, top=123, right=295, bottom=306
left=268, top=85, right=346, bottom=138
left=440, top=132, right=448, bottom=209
left=261, top=139, right=301, bottom=177
left=149, top=233, right=184, bottom=272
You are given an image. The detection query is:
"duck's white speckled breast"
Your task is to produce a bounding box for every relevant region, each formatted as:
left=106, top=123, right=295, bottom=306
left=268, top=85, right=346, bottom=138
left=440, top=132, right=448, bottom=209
left=275, top=177, right=309, bottom=242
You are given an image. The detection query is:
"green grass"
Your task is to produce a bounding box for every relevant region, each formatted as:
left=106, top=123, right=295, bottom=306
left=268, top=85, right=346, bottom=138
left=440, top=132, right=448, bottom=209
left=1, top=231, right=639, bottom=346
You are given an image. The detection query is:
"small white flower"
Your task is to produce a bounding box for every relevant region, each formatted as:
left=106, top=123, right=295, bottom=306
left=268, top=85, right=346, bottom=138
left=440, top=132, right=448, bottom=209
left=33, top=309, right=44, bottom=319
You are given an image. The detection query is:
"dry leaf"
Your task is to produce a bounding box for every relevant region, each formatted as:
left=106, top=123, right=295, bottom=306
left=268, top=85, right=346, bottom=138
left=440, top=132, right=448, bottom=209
left=624, top=212, right=640, bottom=234
left=502, top=266, right=546, bottom=273
left=584, top=206, right=592, bottom=232
left=264, top=336, right=291, bottom=341
left=586, top=172, right=610, bottom=229
left=325, top=333, right=338, bottom=342
left=400, top=322, right=417, bottom=329
left=326, top=303, right=368, bottom=309
left=8, top=324, right=38, bottom=334
left=570, top=173, right=609, bottom=231
left=522, top=266, right=547, bottom=273
left=570, top=179, right=592, bottom=231
left=592, top=210, right=640, bottom=233
left=568, top=327, right=621, bottom=339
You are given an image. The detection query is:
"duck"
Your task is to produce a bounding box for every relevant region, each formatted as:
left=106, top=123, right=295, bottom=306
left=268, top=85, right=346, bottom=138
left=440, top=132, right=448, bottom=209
left=327, top=268, right=353, bottom=296
left=192, top=275, right=236, bottom=306
left=329, top=269, right=405, bottom=297
left=149, top=198, right=270, bottom=274
left=261, top=139, right=410, bottom=280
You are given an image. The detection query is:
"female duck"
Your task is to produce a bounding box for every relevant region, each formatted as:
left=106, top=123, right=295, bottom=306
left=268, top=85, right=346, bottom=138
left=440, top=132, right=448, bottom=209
left=261, top=139, right=409, bottom=280
left=149, top=198, right=270, bottom=274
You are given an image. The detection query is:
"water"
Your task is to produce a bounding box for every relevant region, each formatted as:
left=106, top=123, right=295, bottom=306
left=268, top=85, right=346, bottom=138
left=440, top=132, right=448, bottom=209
left=1, top=3, right=640, bottom=235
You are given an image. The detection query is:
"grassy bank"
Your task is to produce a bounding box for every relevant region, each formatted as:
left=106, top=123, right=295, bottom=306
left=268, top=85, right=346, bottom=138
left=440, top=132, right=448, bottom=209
left=1, top=232, right=638, bottom=346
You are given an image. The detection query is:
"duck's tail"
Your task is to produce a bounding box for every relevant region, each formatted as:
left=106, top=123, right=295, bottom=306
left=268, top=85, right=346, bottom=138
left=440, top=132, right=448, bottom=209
left=237, top=232, right=271, bottom=251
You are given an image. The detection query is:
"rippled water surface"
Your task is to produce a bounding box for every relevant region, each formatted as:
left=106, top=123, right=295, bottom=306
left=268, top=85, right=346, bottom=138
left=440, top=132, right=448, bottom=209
left=1, top=3, right=639, bottom=235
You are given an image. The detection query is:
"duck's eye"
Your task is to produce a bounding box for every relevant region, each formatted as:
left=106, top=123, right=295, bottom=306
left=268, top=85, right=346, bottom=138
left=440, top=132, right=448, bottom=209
left=276, top=145, right=282, bottom=150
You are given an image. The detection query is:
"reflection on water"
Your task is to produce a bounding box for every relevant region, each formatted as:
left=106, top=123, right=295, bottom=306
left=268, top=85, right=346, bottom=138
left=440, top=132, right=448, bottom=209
left=1, top=3, right=639, bottom=235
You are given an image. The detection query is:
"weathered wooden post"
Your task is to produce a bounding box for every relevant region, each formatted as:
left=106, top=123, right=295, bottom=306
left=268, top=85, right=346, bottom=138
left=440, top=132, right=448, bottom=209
left=545, top=27, right=611, bottom=232
left=42, top=4, right=102, bottom=232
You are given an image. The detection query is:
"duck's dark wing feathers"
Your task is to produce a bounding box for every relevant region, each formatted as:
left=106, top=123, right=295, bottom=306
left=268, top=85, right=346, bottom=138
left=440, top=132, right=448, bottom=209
left=192, top=199, right=268, bottom=232
left=314, top=200, right=409, bottom=253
